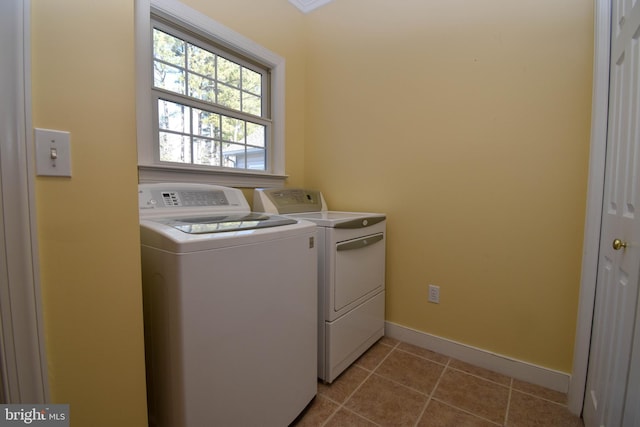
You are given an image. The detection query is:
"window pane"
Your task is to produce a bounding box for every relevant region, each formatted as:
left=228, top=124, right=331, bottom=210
left=242, top=68, right=261, bottom=95
left=218, top=84, right=241, bottom=111
left=247, top=147, right=266, bottom=170
left=159, top=132, right=191, bottom=163
left=221, top=116, right=245, bottom=143
left=246, top=122, right=265, bottom=147
left=193, top=138, right=220, bottom=166
left=218, top=57, right=240, bottom=87
left=222, top=143, right=245, bottom=168
left=188, top=44, right=215, bottom=78
left=220, top=143, right=265, bottom=170
left=242, top=92, right=261, bottom=116
left=153, top=29, right=185, bottom=67
left=188, top=74, right=216, bottom=103
left=151, top=23, right=271, bottom=173
left=154, top=62, right=185, bottom=94
left=192, top=109, right=220, bottom=139
left=158, top=99, right=189, bottom=133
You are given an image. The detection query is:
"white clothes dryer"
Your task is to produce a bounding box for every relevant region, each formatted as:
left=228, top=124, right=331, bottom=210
left=253, top=188, right=386, bottom=383
left=139, top=183, right=317, bottom=427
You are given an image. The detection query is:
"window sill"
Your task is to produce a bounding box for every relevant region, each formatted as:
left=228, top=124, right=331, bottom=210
left=138, top=164, right=287, bottom=188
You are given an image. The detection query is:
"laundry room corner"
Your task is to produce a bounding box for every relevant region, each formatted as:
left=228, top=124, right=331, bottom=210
left=303, top=0, right=593, bottom=377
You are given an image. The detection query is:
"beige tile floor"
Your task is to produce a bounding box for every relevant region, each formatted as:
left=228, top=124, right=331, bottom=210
left=293, top=337, right=584, bottom=427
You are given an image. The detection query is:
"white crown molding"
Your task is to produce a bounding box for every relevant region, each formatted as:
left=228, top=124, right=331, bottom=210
left=288, top=0, right=334, bottom=14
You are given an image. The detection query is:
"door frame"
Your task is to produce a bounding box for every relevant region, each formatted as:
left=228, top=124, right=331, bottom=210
left=567, top=0, right=610, bottom=415
left=0, top=0, right=49, bottom=403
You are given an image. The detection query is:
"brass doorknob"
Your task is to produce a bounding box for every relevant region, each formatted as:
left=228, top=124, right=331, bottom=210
left=613, top=239, right=627, bottom=250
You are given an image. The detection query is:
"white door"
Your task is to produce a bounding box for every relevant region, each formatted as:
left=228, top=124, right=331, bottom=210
left=583, top=0, right=640, bottom=425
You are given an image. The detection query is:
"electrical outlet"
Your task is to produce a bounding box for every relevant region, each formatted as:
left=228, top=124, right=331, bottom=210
left=428, top=284, right=440, bottom=304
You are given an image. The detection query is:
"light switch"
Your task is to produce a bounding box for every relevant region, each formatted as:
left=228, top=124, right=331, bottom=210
left=35, top=128, right=71, bottom=177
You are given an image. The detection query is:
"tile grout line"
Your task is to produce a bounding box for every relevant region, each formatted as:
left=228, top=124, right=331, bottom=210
left=444, top=365, right=512, bottom=389
left=414, top=363, right=510, bottom=426
left=510, top=388, right=572, bottom=407
left=378, top=345, right=510, bottom=426
left=429, top=397, right=503, bottom=426
left=332, top=406, right=382, bottom=426
left=412, top=357, right=451, bottom=427
left=397, top=347, right=512, bottom=390
left=417, top=363, right=503, bottom=427
left=504, top=377, right=513, bottom=426
left=319, top=341, right=400, bottom=427
left=394, top=347, right=450, bottom=369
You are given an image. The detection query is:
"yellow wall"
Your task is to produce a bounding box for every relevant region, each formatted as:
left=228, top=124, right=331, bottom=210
left=304, top=0, right=593, bottom=372
left=31, top=1, right=148, bottom=425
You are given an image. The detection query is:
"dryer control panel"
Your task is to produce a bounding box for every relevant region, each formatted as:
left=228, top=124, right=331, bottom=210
left=254, top=188, right=328, bottom=214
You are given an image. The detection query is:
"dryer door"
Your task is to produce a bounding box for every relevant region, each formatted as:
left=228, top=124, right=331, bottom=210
left=333, top=232, right=385, bottom=314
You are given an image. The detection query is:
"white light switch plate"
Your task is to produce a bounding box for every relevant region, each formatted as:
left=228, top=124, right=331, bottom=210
left=35, top=128, right=72, bottom=177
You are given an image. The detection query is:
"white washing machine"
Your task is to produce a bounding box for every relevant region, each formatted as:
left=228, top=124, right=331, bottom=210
left=139, top=183, right=317, bottom=427
left=254, top=188, right=386, bottom=383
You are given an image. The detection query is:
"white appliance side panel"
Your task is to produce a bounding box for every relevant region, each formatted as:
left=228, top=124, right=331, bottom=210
left=316, top=228, right=328, bottom=380
left=142, top=231, right=317, bottom=427
left=332, top=232, right=385, bottom=314
left=142, top=246, right=187, bottom=427
left=325, top=291, right=385, bottom=383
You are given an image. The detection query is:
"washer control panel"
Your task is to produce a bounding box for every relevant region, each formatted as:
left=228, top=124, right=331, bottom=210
left=139, top=183, right=250, bottom=216
left=156, top=190, right=229, bottom=208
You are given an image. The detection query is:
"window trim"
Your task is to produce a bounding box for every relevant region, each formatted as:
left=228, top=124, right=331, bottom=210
left=135, top=0, right=287, bottom=187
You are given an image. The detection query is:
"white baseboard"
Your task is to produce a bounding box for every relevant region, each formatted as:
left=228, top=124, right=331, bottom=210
left=385, top=321, right=570, bottom=393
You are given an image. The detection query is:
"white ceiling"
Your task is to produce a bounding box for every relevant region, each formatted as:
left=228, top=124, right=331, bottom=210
left=288, top=0, right=334, bottom=13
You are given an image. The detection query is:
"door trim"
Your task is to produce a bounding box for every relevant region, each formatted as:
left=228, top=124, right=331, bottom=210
left=0, top=0, right=49, bottom=403
left=567, top=0, right=611, bottom=415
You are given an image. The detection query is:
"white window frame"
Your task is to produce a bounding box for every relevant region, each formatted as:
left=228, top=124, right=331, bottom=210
left=135, top=0, right=287, bottom=187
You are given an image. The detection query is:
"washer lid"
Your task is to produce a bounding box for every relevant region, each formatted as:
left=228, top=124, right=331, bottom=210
left=156, top=213, right=297, bottom=234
